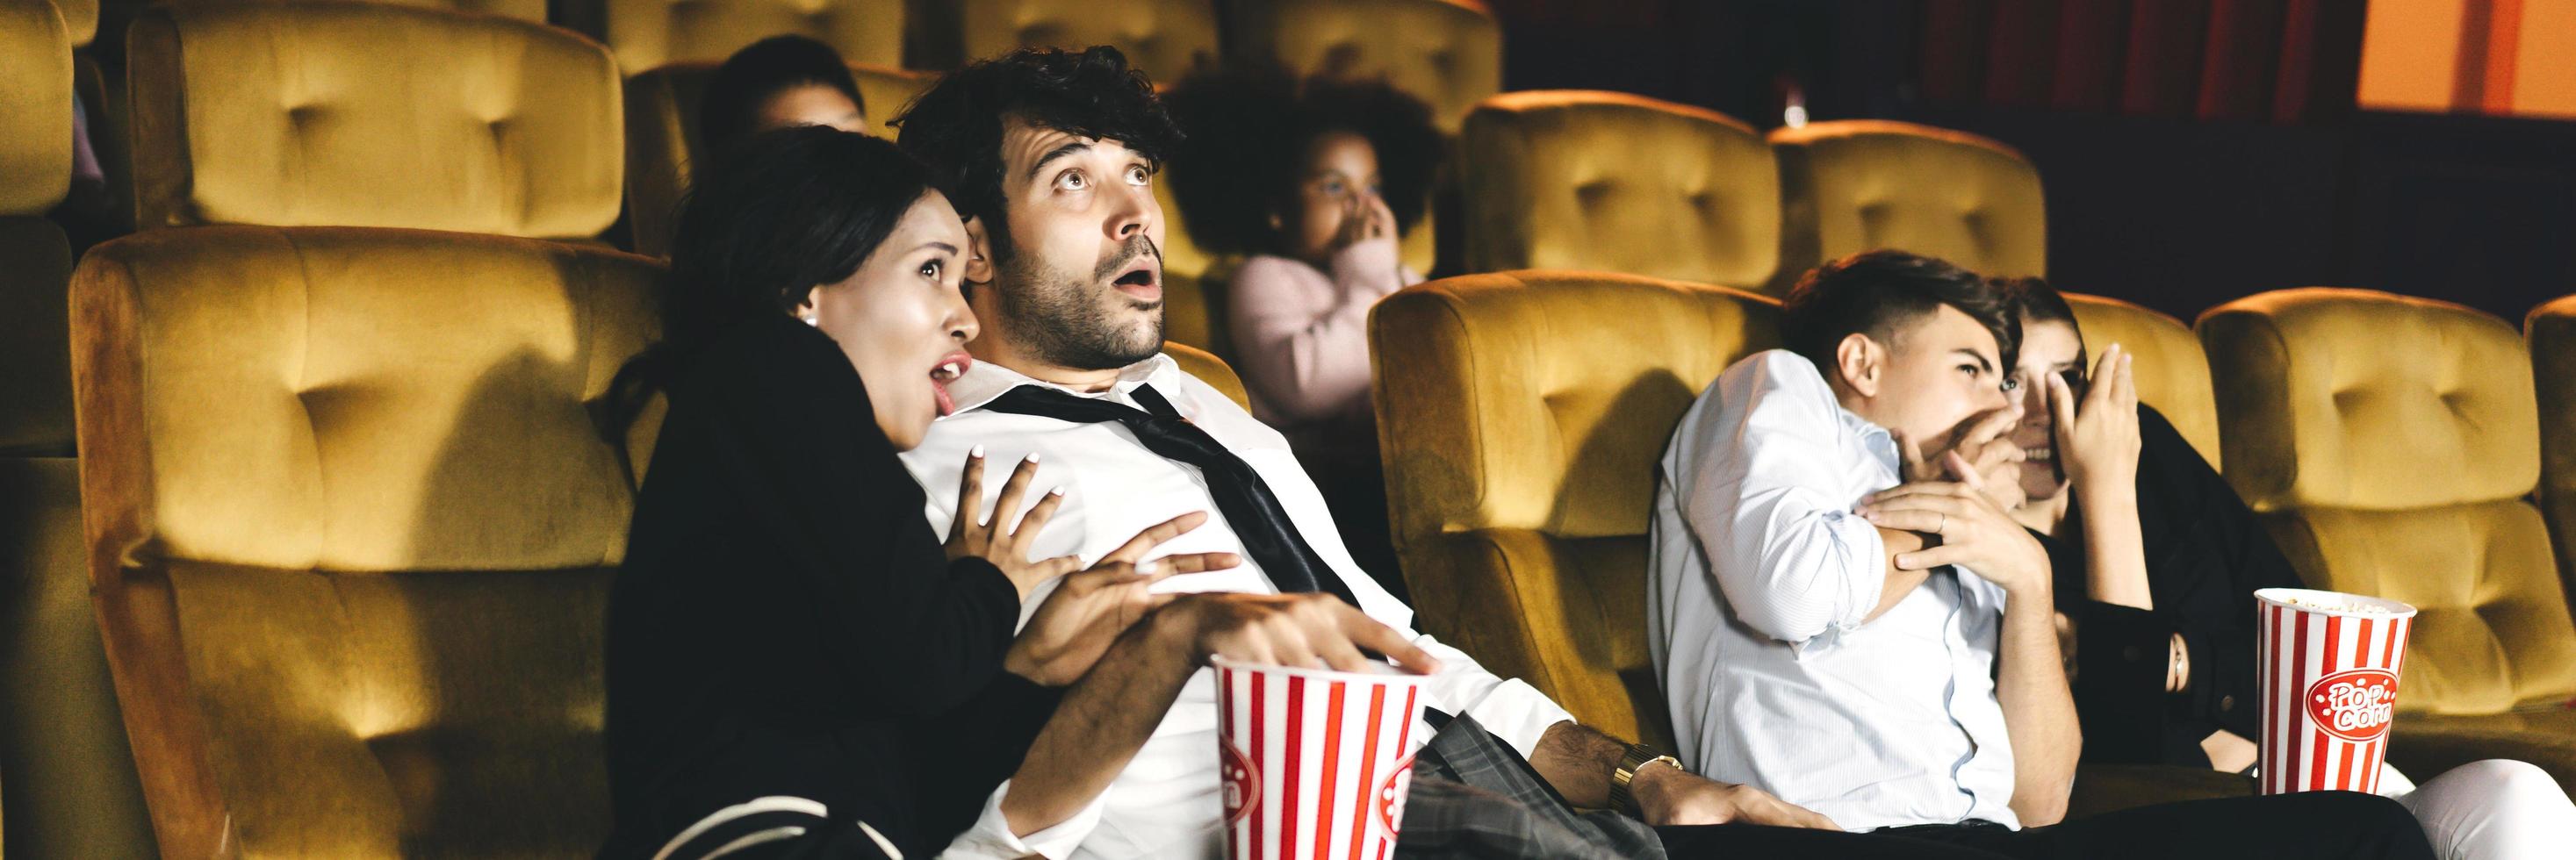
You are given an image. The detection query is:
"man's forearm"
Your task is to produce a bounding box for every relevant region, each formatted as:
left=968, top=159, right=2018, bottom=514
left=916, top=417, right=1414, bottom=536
left=1526, top=720, right=1626, bottom=809
left=998, top=619, right=1198, bottom=836
left=1997, top=591, right=2080, bottom=826
left=1867, top=527, right=1932, bottom=622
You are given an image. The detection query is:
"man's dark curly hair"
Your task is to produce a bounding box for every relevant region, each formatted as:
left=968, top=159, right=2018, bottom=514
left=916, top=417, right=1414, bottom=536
left=1781, top=249, right=2019, bottom=377
left=1162, top=65, right=1443, bottom=256
left=890, top=46, right=1183, bottom=254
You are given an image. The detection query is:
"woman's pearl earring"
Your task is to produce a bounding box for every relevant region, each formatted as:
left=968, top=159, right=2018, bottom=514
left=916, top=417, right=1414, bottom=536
left=801, top=313, right=819, bottom=326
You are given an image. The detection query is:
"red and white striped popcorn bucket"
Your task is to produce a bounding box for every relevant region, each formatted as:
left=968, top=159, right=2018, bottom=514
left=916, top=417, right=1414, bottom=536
left=2255, top=587, right=2418, bottom=795
left=1214, top=657, right=1429, bottom=860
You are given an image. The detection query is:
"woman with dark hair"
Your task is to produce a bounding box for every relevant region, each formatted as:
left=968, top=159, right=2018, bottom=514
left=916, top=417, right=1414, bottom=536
left=1997, top=277, right=2576, bottom=860
left=600, top=127, right=1236, bottom=859
left=698, top=35, right=872, bottom=155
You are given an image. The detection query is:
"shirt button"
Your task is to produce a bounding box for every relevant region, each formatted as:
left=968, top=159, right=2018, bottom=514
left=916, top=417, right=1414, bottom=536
left=2220, top=695, right=2236, bottom=712
left=2122, top=645, right=2143, bottom=663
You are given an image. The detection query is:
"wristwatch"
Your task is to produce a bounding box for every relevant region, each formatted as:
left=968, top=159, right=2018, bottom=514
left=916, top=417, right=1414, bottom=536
left=1608, top=742, right=1684, bottom=816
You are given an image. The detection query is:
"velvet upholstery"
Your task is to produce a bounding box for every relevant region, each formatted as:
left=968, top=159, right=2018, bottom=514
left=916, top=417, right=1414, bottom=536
left=1, top=0, right=71, bottom=217
left=1162, top=340, right=1247, bottom=412
left=2201, top=287, right=2576, bottom=792
left=570, top=0, right=904, bottom=76
left=1458, top=92, right=1779, bottom=290
left=71, top=226, right=661, bottom=858
left=1220, top=0, right=1499, bottom=133
left=126, top=2, right=622, bottom=239
left=957, top=0, right=1216, bottom=82
left=2063, top=291, right=2220, bottom=469
left=1769, top=119, right=2046, bottom=293
left=622, top=61, right=933, bottom=257
left=1370, top=270, right=1781, bottom=748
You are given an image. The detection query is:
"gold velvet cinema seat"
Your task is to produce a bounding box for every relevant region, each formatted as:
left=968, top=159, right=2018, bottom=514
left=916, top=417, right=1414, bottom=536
left=956, top=0, right=1215, bottom=82
left=4, top=3, right=159, bottom=857
left=126, top=1, right=623, bottom=240
left=2062, top=292, right=2220, bottom=469
left=2528, top=297, right=2576, bottom=617
left=622, top=61, right=933, bottom=257
left=1457, top=92, right=1780, bottom=292
left=1220, top=0, right=1499, bottom=134
left=1369, top=270, right=1781, bottom=748
left=2200, top=288, right=2576, bottom=793
left=1769, top=119, right=2046, bottom=293
left=71, top=226, right=663, bottom=858
left=565, top=0, right=903, bottom=79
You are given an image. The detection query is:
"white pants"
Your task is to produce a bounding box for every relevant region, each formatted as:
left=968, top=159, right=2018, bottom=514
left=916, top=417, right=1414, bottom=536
left=2381, top=760, right=2576, bottom=860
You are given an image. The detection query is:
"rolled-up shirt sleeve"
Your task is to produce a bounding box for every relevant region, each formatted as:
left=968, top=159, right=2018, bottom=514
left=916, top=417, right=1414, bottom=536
left=1682, top=354, right=1888, bottom=649
left=1413, top=634, right=1577, bottom=758
left=936, top=780, right=1108, bottom=860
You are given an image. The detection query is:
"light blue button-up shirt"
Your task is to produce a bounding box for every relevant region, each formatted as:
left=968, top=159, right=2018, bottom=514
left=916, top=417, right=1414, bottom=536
left=1647, top=349, right=2019, bottom=831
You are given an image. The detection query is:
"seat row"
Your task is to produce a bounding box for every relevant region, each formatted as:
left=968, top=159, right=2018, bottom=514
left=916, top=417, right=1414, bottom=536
left=1367, top=272, right=2576, bottom=796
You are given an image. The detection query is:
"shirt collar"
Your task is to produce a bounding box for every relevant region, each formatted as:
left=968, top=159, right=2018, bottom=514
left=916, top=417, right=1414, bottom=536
left=942, top=351, right=1180, bottom=415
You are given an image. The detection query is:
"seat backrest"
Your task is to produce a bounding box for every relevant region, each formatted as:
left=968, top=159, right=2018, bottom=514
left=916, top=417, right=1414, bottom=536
left=2200, top=288, right=2576, bottom=715
left=4, top=0, right=69, bottom=217
left=1220, top=0, right=1500, bottom=134
left=126, top=1, right=622, bottom=239
left=622, top=61, right=933, bottom=257
left=957, top=0, right=1217, bottom=82
left=1458, top=91, right=1779, bottom=290
left=1769, top=119, right=2045, bottom=291
left=2, top=0, right=73, bottom=455
left=2062, top=292, right=2220, bottom=469
left=569, top=0, right=903, bottom=76
left=1370, top=270, right=1781, bottom=746
left=70, top=226, right=660, bottom=858
left=2525, top=297, right=2576, bottom=623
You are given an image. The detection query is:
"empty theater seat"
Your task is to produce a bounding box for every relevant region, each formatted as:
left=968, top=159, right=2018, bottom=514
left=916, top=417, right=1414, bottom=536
left=71, top=226, right=662, bottom=858
left=2199, top=288, right=2576, bottom=792
left=1458, top=91, right=1779, bottom=291
left=2, top=0, right=72, bottom=456
left=2525, top=297, right=2576, bottom=611
left=565, top=0, right=903, bottom=77
left=1769, top=119, right=2046, bottom=292
left=957, top=0, right=1217, bottom=82
left=126, top=1, right=622, bottom=239
left=4, top=3, right=159, bottom=856
left=1221, top=0, right=1500, bottom=134
left=2062, top=292, right=2220, bottom=469
left=1369, top=270, right=1781, bottom=747
left=622, top=61, right=932, bottom=256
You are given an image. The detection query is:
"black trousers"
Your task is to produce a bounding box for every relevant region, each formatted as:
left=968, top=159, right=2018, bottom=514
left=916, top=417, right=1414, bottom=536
left=1659, top=790, right=2434, bottom=860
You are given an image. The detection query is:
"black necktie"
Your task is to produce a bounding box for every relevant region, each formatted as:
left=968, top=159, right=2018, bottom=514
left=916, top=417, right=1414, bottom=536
left=982, top=383, right=1359, bottom=606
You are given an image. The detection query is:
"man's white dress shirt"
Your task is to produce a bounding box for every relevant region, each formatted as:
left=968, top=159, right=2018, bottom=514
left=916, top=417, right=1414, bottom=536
left=900, top=353, right=1576, bottom=859
left=1646, top=349, right=2021, bottom=832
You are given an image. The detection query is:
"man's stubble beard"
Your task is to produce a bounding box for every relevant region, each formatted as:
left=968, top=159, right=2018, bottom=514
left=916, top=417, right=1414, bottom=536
left=990, top=233, right=1166, bottom=371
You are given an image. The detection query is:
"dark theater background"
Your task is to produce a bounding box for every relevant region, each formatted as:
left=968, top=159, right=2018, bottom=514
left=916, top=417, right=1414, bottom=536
left=1486, top=0, right=2576, bottom=323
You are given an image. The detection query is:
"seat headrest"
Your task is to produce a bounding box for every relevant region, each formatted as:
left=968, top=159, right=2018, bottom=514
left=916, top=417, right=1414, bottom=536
left=1223, top=0, right=1500, bottom=133
left=592, top=0, right=905, bottom=75
left=1371, top=269, right=1781, bottom=543
left=72, top=226, right=661, bottom=572
left=128, top=2, right=622, bottom=238
left=1460, top=91, right=1780, bottom=290
left=2200, top=287, right=2536, bottom=512
left=0, top=0, right=72, bottom=215
left=960, top=0, right=1218, bottom=83
left=1770, top=119, right=2046, bottom=283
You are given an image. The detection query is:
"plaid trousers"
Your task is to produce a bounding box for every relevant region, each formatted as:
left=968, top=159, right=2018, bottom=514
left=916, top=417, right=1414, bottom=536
left=1392, top=711, right=1667, bottom=860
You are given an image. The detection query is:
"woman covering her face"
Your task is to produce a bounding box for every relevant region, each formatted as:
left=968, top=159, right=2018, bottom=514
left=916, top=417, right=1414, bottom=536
left=1997, top=278, right=2576, bottom=860
left=599, top=127, right=1232, bottom=860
